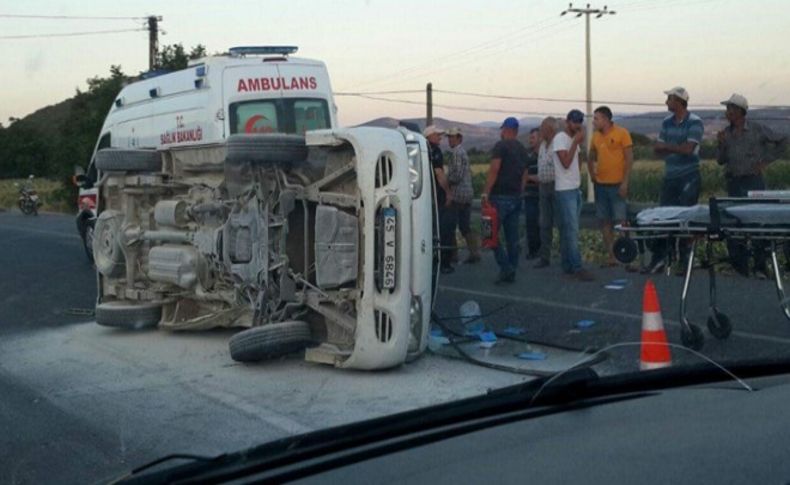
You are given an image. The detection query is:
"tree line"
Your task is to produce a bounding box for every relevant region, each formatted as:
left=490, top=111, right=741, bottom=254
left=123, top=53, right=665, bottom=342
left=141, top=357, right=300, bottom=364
left=0, top=44, right=207, bottom=183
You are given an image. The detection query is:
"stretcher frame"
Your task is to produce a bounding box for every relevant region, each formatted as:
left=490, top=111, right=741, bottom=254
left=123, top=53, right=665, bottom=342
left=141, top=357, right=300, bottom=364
left=615, top=197, right=790, bottom=350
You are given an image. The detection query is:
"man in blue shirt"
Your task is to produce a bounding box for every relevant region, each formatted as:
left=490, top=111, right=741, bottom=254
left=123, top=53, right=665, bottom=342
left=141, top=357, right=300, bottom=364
left=643, top=86, right=704, bottom=274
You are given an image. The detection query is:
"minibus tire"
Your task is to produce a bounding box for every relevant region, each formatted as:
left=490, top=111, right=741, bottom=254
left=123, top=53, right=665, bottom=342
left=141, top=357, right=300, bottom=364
left=229, top=321, right=312, bottom=362
left=95, top=301, right=162, bottom=329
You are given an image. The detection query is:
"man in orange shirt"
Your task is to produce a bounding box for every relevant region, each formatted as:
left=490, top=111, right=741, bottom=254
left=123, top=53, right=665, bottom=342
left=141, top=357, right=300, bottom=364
left=588, top=106, right=634, bottom=267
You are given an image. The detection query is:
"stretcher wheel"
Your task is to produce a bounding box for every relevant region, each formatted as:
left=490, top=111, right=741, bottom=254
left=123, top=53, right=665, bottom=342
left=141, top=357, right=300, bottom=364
left=707, top=310, right=732, bottom=340
left=681, top=323, right=704, bottom=351
left=613, top=237, right=638, bottom=264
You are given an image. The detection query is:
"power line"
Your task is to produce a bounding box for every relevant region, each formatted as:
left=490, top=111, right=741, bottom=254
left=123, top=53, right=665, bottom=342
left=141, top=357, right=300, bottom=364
left=344, top=14, right=563, bottom=91
left=351, top=18, right=576, bottom=91
left=0, top=28, right=146, bottom=40
left=338, top=93, right=790, bottom=122
left=336, top=89, right=790, bottom=110
left=0, top=13, right=146, bottom=20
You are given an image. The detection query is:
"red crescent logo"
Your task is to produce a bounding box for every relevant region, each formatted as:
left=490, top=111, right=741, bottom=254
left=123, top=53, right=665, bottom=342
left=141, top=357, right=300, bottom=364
left=244, top=114, right=267, bottom=133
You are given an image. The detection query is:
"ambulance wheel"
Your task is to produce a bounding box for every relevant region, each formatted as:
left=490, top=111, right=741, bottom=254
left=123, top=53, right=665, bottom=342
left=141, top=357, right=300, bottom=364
left=707, top=309, right=732, bottom=340
left=613, top=237, right=638, bottom=264
left=225, top=134, right=308, bottom=165
left=95, top=301, right=161, bottom=330
left=93, top=210, right=125, bottom=277
left=229, top=321, right=312, bottom=363
left=681, top=322, right=704, bottom=351
left=95, top=148, right=161, bottom=172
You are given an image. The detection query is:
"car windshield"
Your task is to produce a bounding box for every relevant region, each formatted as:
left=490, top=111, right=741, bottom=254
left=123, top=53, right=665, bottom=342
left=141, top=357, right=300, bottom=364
left=1, top=1, right=789, bottom=483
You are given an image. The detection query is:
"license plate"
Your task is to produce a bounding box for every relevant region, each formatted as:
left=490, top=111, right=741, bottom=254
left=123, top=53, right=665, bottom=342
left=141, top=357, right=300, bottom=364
left=382, top=208, right=397, bottom=290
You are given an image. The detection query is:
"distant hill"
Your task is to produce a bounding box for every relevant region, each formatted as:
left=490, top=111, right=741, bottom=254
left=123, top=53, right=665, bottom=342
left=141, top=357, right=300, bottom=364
left=357, top=117, right=506, bottom=153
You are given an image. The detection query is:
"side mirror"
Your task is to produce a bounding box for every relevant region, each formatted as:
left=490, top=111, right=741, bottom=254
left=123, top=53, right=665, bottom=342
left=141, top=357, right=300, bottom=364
left=74, top=165, right=85, bottom=176
left=72, top=174, right=89, bottom=188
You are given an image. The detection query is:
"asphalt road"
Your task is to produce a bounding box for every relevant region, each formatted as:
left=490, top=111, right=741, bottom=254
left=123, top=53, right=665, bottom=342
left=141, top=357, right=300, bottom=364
left=2, top=210, right=790, bottom=484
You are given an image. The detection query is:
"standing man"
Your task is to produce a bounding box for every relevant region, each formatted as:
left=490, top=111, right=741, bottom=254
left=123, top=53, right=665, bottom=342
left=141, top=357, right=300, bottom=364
left=553, top=110, right=595, bottom=282
left=446, top=127, right=481, bottom=264
left=645, top=87, right=704, bottom=274
left=424, top=124, right=454, bottom=274
left=588, top=106, right=634, bottom=267
left=534, top=117, right=558, bottom=269
left=523, top=128, right=541, bottom=260
left=717, top=93, right=788, bottom=277
left=481, top=117, right=528, bottom=284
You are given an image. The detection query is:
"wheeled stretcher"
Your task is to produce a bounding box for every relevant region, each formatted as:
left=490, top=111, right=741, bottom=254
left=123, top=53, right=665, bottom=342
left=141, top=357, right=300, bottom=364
left=614, top=196, right=790, bottom=350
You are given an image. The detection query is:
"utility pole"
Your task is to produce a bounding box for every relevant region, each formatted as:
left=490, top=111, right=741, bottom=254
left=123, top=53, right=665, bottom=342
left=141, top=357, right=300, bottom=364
left=561, top=3, right=615, bottom=202
left=426, top=82, right=433, bottom=127
left=147, top=15, right=162, bottom=71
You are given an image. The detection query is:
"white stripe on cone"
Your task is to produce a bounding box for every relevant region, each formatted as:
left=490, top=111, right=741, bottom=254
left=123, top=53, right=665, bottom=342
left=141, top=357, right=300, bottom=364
left=642, top=312, right=664, bottom=331
left=641, top=359, right=670, bottom=370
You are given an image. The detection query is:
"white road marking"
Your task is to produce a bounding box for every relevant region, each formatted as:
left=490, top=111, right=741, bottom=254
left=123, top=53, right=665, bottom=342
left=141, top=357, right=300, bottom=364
left=440, top=285, right=790, bottom=346
left=182, top=381, right=315, bottom=435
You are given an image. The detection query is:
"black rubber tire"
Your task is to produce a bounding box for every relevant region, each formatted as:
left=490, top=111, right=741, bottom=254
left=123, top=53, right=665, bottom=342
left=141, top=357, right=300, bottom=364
left=95, top=148, right=161, bottom=172
left=95, top=301, right=161, bottom=329
left=82, top=219, right=95, bottom=263
left=681, top=322, right=705, bottom=351
left=19, top=200, right=33, bottom=215
left=229, top=321, right=312, bottom=362
left=707, top=309, right=733, bottom=340
left=225, top=134, right=308, bottom=165
left=613, top=237, right=638, bottom=264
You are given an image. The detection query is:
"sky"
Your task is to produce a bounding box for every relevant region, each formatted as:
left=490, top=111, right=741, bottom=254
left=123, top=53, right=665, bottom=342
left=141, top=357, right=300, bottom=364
left=2, top=0, right=790, bottom=127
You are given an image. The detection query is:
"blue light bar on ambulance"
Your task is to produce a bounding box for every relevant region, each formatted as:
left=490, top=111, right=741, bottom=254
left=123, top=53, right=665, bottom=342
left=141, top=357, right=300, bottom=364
left=229, top=46, right=298, bottom=57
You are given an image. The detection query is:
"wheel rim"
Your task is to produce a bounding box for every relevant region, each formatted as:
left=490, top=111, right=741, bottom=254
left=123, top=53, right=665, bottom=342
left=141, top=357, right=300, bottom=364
left=85, top=226, right=94, bottom=253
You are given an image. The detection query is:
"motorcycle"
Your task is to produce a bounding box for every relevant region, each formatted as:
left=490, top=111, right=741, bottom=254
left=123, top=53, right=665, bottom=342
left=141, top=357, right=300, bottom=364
left=15, top=175, right=42, bottom=216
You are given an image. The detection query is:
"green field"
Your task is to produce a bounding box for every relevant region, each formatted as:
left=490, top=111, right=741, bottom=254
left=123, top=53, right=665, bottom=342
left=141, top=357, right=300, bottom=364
left=471, top=159, right=790, bottom=202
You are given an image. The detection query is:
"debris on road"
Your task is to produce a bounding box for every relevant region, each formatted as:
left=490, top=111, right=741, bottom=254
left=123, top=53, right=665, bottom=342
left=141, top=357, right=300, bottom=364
left=517, top=351, right=548, bottom=361
left=64, top=308, right=95, bottom=316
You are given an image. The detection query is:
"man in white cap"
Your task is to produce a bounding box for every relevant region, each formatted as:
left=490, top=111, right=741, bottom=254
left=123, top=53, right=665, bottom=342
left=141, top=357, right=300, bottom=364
left=645, top=86, right=704, bottom=274
left=424, top=124, right=455, bottom=273
left=445, top=127, right=480, bottom=264
left=717, top=93, right=788, bottom=277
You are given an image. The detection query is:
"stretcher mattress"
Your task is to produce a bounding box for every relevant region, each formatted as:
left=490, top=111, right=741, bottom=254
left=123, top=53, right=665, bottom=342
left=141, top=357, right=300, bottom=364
left=635, top=204, right=790, bottom=228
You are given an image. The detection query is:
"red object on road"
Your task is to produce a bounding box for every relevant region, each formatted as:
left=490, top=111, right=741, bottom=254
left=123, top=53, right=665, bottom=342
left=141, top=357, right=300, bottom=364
left=481, top=200, right=498, bottom=249
left=640, top=279, right=672, bottom=370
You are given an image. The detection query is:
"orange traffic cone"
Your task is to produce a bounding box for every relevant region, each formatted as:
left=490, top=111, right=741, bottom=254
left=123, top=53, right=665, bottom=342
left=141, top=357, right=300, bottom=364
left=640, top=279, right=671, bottom=370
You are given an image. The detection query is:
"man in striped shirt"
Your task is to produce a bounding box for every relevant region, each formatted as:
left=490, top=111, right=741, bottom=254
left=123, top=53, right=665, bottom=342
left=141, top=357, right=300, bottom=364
left=644, top=86, right=704, bottom=275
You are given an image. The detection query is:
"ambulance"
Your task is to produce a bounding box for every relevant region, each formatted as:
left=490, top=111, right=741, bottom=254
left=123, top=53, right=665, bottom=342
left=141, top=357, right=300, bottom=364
left=75, top=46, right=434, bottom=369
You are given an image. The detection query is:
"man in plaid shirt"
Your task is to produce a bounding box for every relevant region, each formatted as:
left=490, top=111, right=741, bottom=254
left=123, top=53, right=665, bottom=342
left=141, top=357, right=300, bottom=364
left=534, top=117, right=558, bottom=268
left=445, top=127, right=481, bottom=264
